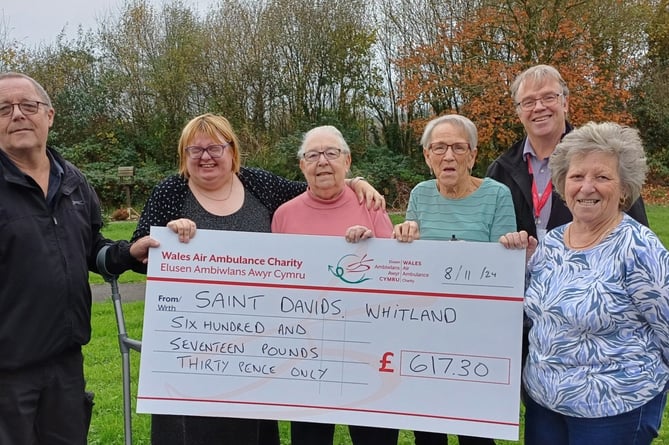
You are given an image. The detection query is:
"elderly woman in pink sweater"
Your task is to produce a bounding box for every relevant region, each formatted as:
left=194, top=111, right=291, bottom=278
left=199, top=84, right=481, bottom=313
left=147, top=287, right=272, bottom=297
left=271, top=125, right=396, bottom=445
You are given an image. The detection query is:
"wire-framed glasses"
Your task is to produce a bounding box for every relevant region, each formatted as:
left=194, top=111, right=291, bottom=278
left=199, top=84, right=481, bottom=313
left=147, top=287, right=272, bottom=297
left=0, top=101, right=49, bottom=117
left=302, top=147, right=342, bottom=163
left=184, top=143, right=231, bottom=159
left=429, top=142, right=470, bottom=155
left=516, top=93, right=563, bottom=111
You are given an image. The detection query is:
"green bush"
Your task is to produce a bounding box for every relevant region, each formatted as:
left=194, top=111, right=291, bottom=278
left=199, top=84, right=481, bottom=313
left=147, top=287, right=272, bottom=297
left=647, top=147, right=669, bottom=185
left=354, top=144, right=427, bottom=211
left=246, top=132, right=304, bottom=181
left=58, top=141, right=174, bottom=210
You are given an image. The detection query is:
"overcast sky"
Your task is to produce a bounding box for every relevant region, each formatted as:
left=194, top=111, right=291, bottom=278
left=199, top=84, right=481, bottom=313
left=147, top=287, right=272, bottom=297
left=2, top=0, right=215, bottom=47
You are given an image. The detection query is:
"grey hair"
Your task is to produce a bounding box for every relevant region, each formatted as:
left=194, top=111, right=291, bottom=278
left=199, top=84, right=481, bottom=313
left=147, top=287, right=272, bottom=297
left=549, top=122, right=647, bottom=211
left=0, top=72, right=53, bottom=107
left=420, top=114, right=478, bottom=150
left=510, top=64, right=569, bottom=103
left=297, top=125, right=351, bottom=158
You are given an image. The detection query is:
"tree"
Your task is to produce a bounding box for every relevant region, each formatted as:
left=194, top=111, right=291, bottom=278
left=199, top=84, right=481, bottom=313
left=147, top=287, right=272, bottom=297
left=395, top=0, right=647, bottom=169
left=265, top=0, right=377, bottom=131
left=0, top=13, right=28, bottom=72
left=202, top=0, right=281, bottom=140
left=630, top=0, right=669, bottom=182
left=19, top=29, right=108, bottom=150
left=97, top=0, right=209, bottom=165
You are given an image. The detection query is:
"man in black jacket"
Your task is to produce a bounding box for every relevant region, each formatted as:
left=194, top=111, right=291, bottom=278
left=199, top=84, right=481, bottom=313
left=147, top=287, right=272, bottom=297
left=486, top=64, right=647, bottom=240
left=485, top=64, right=649, bottom=390
left=0, top=72, right=157, bottom=445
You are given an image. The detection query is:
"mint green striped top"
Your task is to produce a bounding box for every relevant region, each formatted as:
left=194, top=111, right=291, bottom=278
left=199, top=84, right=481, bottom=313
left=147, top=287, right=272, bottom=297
left=406, top=177, right=516, bottom=242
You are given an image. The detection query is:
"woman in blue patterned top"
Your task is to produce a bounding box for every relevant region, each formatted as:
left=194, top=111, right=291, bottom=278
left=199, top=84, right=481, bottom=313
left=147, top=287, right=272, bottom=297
left=500, top=121, right=669, bottom=445
left=394, top=114, right=515, bottom=445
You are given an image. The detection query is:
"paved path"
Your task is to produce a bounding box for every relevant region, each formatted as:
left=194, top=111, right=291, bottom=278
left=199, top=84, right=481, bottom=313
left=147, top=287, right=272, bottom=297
left=90, top=281, right=146, bottom=303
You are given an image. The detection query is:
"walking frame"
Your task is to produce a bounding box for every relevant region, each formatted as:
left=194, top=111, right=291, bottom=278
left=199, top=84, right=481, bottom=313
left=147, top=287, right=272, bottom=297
left=96, top=251, right=142, bottom=445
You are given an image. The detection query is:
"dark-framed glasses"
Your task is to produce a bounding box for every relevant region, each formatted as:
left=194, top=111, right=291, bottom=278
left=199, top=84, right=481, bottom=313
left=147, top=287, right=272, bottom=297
left=516, top=92, right=563, bottom=111
left=184, top=143, right=231, bottom=159
left=429, top=142, right=470, bottom=155
left=0, top=100, right=49, bottom=117
left=302, top=147, right=342, bottom=163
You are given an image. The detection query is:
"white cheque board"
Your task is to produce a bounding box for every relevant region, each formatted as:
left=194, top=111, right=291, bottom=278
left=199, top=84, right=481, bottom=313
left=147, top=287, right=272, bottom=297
left=137, top=227, right=525, bottom=440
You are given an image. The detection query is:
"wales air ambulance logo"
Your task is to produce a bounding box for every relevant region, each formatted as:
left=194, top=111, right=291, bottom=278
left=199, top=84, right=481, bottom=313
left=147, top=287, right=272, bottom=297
left=328, top=253, right=373, bottom=284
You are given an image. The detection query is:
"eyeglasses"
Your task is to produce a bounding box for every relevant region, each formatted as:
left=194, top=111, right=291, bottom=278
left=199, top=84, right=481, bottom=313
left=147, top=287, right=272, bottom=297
left=0, top=101, right=49, bottom=117
left=516, top=93, right=563, bottom=111
left=428, top=142, right=471, bottom=155
left=184, top=143, right=231, bottom=159
left=302, top=147, right=342, bottom=163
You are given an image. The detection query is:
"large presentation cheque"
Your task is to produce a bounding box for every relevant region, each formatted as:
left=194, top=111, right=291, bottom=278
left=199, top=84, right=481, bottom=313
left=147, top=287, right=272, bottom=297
left=137, top=227, right=525, bottom=440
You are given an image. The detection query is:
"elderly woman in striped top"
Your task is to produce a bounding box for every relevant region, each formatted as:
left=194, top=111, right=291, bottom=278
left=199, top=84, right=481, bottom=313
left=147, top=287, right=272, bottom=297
left=393, top=114, right=515, bottom=445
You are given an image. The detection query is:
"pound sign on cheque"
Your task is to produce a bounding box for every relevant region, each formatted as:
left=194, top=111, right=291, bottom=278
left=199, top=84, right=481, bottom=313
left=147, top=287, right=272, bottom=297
left=378, top=352, right=395, bottom=373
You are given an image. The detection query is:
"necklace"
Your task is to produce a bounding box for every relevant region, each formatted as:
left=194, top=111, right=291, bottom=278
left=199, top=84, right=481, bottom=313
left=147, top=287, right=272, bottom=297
left=566, top=219, right=619, bottom=250
left=194, top=178, right=235, bottom=202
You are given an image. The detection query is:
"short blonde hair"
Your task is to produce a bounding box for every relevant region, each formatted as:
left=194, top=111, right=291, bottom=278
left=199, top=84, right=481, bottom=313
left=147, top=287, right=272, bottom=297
left=178, top=113, right=241, bottom=177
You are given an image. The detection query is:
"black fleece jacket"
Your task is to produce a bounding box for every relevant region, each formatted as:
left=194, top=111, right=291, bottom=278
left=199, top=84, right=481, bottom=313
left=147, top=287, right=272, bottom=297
left=486, top=123, right=648, bottom=237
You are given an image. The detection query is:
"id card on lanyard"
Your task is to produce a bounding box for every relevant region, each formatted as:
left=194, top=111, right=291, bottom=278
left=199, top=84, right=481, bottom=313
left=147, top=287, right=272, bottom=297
left=527, top=155, right=552, bottom=241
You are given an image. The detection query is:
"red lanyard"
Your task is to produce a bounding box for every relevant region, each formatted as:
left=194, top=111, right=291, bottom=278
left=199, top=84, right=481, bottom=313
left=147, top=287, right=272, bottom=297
left=526, top=155, right=552, bottom=220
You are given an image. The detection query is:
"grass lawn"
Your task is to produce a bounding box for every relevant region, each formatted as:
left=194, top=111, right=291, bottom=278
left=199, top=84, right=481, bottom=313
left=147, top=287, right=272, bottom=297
left=86, top=207, right=669, bottom=443
left=648, top=205, right=669, bottom=248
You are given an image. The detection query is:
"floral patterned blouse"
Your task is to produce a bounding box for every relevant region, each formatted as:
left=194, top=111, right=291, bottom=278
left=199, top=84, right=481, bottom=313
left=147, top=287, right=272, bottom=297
left=523, top=214, right=669, bottom=417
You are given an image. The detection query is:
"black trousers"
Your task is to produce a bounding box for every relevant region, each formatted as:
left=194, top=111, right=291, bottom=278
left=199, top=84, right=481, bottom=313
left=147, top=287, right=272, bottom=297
left=0, top=348, right=88, bottom=445
left=151, top=414, right=280, bottom=445
left=291, top=421, right=398, bottom=445
left=414, top=431, right=496, bottom=445
left=349, top=424, right=399, bottom=444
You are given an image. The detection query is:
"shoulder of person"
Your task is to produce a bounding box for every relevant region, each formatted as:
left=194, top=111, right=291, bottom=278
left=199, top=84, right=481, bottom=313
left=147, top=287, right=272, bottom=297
left=482, top=176, right=512, bottom=194
left=563, top=121, right=574, bottom=136
left=412, top=179, right=436, bottom=191
left=489, top=138, right=525, bottom=170
left=48, top=146, right=76, bottom=170
left=625, top=197, right=649, bottom=227
left=156, top=174, right=186, bottom=188
left=50, top=148, right=89, bottom=185
left=145, top=175, right=188, bottom=199
left=239, top=166, right=275, bottom=181
left=621, top=213, right=657, bottom=239
left=272, top=192, right=304, bottom=220
left=276, top=191, right=305, bottom=208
